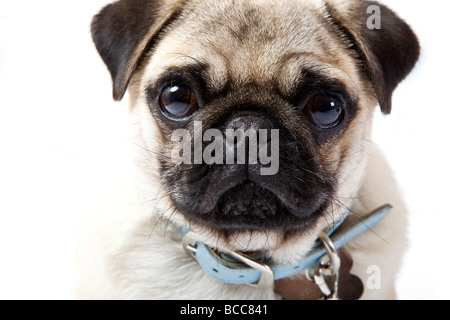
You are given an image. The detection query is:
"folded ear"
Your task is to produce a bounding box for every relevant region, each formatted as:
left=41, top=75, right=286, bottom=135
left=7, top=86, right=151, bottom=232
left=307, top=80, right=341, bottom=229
left=91, top=0, right=186, bottom=101
left=326, top=0, right=420, bottom=114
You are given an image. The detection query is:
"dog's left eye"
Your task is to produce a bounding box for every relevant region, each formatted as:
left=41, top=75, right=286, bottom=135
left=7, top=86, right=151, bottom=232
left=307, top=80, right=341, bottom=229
left=303, top=94, right=344, bottom=129
left=159, top=85, right=199, bottom=118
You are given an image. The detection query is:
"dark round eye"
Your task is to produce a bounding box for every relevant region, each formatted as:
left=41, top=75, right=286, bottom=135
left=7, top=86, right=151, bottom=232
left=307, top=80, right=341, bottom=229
left=303, top=94, right=344, bottom=129
left=159, top=85, right=198, bottom=118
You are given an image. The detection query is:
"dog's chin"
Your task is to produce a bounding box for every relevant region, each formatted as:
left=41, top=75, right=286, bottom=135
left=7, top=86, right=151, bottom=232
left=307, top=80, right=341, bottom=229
left=181, top=181, right=326, bottom=234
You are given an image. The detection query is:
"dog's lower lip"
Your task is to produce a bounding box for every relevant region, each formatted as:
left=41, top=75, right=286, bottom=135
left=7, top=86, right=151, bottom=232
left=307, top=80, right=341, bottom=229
left=216, top=181, right=279, bottom=218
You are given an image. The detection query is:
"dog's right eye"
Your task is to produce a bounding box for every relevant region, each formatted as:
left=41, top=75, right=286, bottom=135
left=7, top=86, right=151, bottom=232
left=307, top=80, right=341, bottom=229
left=159, top=85, right=199, bottom=119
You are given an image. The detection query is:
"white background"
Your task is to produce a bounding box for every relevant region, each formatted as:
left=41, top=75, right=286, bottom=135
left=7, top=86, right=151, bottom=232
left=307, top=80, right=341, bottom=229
left=0, top=0, right=449, bottom=300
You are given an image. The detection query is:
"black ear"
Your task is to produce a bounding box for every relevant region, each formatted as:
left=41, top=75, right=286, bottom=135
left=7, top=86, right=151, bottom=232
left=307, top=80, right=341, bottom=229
left=91, top=0, right=186, bottom=101
left=326, top=0, right=420, bottom=114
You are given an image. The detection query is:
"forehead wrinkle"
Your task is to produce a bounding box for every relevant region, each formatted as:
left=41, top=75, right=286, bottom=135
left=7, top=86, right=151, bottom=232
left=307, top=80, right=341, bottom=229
left=147, top=44, right=231, bottom=92
left=148, top=53, right=203, bottom=77
left=184, top=9, right=346, bottom=90
left=201, top=48, right=230, bottom=93
left=277, top=51, right=359, bottom=97
left=144, top=0, right=361, bottom=97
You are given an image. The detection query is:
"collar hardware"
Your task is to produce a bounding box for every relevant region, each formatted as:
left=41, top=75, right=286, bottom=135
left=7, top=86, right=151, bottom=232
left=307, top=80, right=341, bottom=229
left=179, top=204, right=393, bottom=297
left=183, top=230, right=275, bottom=289
left=226, top=251, right=275, bottom=290
left=306, top=232, right=341, bottom=300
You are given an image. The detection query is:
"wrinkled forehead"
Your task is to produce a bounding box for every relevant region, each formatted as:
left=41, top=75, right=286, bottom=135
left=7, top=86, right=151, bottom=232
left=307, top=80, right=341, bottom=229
left=143, top=0, right=359, bottom=95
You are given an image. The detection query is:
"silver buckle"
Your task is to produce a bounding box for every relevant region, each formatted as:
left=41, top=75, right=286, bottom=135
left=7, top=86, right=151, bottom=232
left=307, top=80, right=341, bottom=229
left=307, top=232, right=341, bottom=300
left=227, top=251, right=275, bottom=290
left=182, top=231, right=199, bottom=257
left=182, top=231, right=274, bottom=290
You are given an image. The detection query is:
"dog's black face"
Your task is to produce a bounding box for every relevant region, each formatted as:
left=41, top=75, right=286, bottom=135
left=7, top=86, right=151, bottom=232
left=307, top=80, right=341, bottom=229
left=91, top=0, right=420, bottom=239
left=148, top=64, right=360, bottom=233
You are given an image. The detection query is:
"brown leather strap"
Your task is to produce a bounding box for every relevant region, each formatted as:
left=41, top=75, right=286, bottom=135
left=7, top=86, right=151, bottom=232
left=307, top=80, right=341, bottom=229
left=274, top=250, right=364, bottom=300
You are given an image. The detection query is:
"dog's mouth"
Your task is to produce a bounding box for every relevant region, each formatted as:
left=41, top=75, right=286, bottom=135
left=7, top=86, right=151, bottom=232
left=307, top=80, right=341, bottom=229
left=218, top=181, right=280, bottom=219
left=192, top=180, right=327, bottom=233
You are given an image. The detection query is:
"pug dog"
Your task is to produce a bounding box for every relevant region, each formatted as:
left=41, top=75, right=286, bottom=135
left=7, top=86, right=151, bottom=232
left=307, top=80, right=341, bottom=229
left=76, top=0, right=419, bottom=300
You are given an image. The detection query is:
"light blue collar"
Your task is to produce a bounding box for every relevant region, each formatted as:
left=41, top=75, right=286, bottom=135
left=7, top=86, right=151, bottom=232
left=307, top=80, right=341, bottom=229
left=179, top=204, right=392, bottom=288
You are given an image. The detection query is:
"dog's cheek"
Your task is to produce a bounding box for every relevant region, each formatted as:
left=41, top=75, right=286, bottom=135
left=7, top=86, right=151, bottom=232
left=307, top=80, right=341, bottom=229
left=327, top=102, right=376, bottom=215
left=124, top=86, right=172, bottom=204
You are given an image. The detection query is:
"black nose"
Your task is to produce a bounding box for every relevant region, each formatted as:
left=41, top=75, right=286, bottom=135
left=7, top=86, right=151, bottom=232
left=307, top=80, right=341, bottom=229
left=224, top=112, right=275, bottom=132
left=219, top=112, right=276, bottom=169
